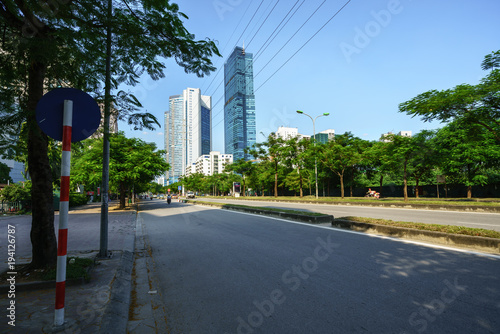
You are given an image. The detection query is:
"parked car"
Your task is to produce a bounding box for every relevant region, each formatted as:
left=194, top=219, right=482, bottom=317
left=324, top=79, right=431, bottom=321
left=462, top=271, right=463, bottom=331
left=186, top=191, right=195, bottom=198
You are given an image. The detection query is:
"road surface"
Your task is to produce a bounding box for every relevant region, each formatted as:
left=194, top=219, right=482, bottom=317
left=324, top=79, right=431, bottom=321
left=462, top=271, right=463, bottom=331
left=134, top=200, right=500, bottom=334
left=191, top=198, right=500, bottom=231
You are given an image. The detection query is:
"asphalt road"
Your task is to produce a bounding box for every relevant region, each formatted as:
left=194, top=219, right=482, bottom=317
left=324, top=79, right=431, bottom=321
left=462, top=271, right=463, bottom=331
left=138, top=199, right=500, bottom=334
left=190, top=198, right=500, bottom=232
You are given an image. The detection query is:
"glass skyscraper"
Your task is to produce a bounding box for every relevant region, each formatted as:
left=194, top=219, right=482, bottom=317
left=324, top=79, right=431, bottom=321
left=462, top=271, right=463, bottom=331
left=224, top=46, right=256, bottom=161
left=165, top=88, right=211, bottom=184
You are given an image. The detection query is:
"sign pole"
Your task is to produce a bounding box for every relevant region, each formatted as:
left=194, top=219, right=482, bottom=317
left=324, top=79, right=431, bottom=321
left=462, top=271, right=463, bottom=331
left=54, top=100, right=73, bottom=326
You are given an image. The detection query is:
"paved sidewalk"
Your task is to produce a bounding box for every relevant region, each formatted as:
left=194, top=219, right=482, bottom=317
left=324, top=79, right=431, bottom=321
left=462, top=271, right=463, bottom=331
left=0, top=201, right=137, bottom=333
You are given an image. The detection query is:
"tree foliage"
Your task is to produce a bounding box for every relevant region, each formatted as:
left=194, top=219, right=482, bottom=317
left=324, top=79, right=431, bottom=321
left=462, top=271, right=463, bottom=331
left=0, top=0, right=220, bottom=268
left=72, top=132, right=169, bottom=208
left=399, top=50, right=500, bottom=142
left=0, top=182, right=30, bottom=202
left=0, top=162, right=13, bottom=184
left=433, top=121, right=500, bottom=198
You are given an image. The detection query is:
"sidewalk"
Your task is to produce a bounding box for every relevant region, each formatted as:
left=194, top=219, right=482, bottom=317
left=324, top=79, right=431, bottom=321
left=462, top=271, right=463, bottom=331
left=0, top=201, right=137, bottom=333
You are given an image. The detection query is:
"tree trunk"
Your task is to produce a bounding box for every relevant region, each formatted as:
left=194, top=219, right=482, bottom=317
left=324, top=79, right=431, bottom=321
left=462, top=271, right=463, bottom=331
left=339, top=173, right=345, bottom=199
left=299, top=168, right=303, bottom=198
left=27, top=61, right=57, bottom=269
left=119, top=182, right=126, bottom=208
left=403, top=162, right=408, bottom=202
left=467, top=185, right=472, bottom=198
left=274, top=172, right=278, bottom=198
left=350, top=168, right=354, bottom=197
left=415, top=177, right=420, bottom=198
left=379, top=174, right=384, bottom=197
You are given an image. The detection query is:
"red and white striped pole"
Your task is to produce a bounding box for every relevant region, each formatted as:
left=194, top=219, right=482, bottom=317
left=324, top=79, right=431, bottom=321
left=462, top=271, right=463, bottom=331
left=55, top=100, right=73, bottom=327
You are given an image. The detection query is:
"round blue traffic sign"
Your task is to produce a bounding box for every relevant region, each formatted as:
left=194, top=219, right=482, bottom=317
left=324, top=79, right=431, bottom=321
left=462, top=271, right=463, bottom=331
left=36, top=88, right=101, bottom=142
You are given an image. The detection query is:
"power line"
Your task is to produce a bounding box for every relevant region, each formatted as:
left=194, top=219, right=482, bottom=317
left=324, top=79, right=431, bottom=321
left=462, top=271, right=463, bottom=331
left=205, top=0, right=266, bottom=97
left=207, top=0, right=311, bottom=127
left=254, top=0, right=327, bottom=79
left=211, top=0, right=353, bottom=131
left=253, top=0, right=305, bottom=63
left=246, top=0, right=280, bottom=49
left=256, top=0, right=352, bottom=92
left=200, top=1, right=253, bottom=93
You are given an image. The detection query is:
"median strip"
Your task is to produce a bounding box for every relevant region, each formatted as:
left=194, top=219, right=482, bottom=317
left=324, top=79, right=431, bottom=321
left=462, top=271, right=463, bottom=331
left=185, top=199, right=499, bottom=254
left=183, top=200, right=333, bottom=224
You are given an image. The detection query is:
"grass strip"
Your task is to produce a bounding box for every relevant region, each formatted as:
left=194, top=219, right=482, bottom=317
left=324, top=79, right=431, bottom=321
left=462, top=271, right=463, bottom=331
left=340, top=216, right=500, bottom=239
left=208, top=196, right=500, bottom=207
left=188, top=200, right=326, bottom=217
left=42, top=257, right=94, bottom=281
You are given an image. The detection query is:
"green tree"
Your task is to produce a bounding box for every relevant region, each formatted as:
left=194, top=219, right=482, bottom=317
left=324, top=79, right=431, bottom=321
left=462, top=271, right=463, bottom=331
left=433, top=121, right=500, bottom=198
left=72, top=133, right=169, bottom=208
left=0, top=162, right=13, bottom=184
left=364, top=141, right=393, bottom=195
left=281, top=137, right=312, bottom=198
left=384, top=134, right=420, bottom=202
left=321, top=132, right=363, bottom=199
left=225, top=158, right=254, bottom=196
left=252, top=133, right=287, bottom=197
left=408, top=131, right=439, bottom=198
left=0, top=1, right=219, bottom=268
left=399, top=50, right=500, bottom=142
left=0, top=182, right=30, bottom=202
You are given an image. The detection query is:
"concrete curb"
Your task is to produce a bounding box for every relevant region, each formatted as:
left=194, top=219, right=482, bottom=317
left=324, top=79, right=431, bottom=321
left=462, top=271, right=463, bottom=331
left=332, top=218, right=500, bottom=254
left=210, top=198, right=500, bottom=213
left=186, top=200, right=499, bottom=254
left=98, top=212, right=138, bottom=334
left=185, top=200, right=333, bottom=224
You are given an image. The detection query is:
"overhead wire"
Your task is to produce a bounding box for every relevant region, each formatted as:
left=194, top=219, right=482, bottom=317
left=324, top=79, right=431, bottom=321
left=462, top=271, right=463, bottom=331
left=255, top=0, right=352, bottom=92
left=246, top=0, right=280, bottom=49
left=210, top=0, right=353, bottom=131
left=204, top=0, right=266, bottom=97
left=254, top=0, right=327, bottom=79
left=209, top=0, right=326, bottom=129
left=200, top=1, right=253, bottom=92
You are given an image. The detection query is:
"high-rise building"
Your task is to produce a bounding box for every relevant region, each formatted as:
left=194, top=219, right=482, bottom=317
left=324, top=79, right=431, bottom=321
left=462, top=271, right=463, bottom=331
left=193, top=151, right=233, bottom=176
left=164, top=88, right=212, bottom=184
left=224, top=46, right=256, bottom=161
left=276, top=126, right=299, bottom=140
left=165, top=95, right=184, bottom=184
left=314, top=129, right=335, bottom=144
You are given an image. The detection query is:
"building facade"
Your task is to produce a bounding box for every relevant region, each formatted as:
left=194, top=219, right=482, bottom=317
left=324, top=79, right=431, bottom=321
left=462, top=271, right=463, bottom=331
left=164, top=88, right=212, bottom=184
left=275, top=126, right=313, bottom=141
left=0, top=158, right=26, bottom=184
left=276, top=126, right=299, bottom=140
left=380, top=131, right=412, bottom=142
left=314, top=129, right=335, bottom=144
left=224, top=46, right=256, bottom=161
left=194, top=151, right=233, bottom=176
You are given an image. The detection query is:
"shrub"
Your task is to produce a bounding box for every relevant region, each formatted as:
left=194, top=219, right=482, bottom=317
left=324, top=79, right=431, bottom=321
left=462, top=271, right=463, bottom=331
left=69, top=193, right=88, bottom=207
left=0, top=182, right=31, bottom=202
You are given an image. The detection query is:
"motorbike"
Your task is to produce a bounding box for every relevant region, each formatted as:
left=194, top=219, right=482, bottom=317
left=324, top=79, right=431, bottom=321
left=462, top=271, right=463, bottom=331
left=167, top=196, right=171, bottom=204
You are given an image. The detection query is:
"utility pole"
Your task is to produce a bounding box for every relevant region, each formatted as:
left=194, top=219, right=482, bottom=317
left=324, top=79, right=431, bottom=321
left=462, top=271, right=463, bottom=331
left=100, top=0, right=112, bottom=258
left=296, top=110, right=330, bottom=199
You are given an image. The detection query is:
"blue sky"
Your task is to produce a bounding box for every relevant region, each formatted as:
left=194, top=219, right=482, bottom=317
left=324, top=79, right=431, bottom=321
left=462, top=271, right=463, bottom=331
left=118, top=0, right=500, bottom=152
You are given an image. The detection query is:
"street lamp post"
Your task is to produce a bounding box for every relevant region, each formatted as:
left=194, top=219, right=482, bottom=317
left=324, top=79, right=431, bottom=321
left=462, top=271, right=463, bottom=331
left=296, top=110, right=330, bottom=199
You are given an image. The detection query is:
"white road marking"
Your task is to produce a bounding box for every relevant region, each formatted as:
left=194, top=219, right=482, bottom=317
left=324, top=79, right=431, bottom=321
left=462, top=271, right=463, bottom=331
left=220, top=209, right=500, bottom=260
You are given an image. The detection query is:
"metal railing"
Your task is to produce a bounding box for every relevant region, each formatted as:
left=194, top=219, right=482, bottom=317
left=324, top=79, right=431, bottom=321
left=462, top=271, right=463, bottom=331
left=0, top=201, right=31, bottom=213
